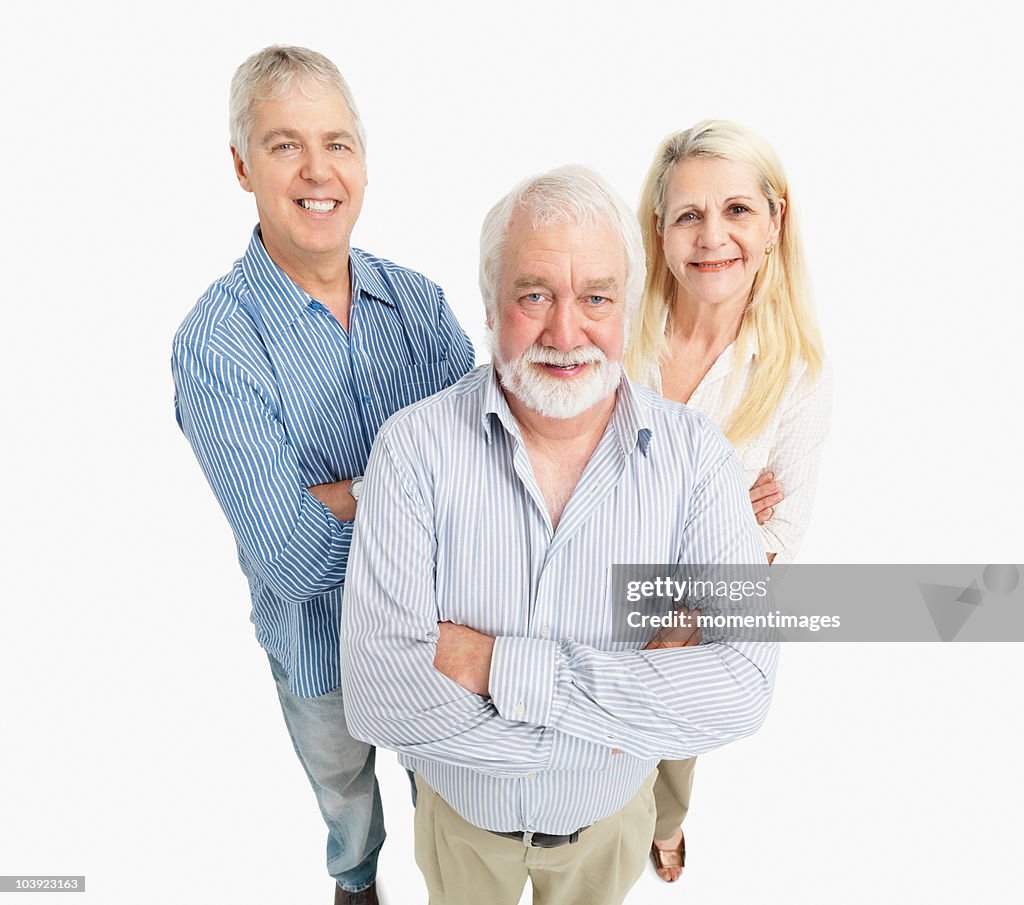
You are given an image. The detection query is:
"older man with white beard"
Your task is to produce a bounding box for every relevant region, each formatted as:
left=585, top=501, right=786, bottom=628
left=340, top=166, right=778, bottom=905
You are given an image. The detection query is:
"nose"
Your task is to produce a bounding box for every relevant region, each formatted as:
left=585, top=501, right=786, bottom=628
left=301, top=147, right=330, bottom=184
left=541, top=298, right=587, bottom=351
left=697, top=211, right=727, bottom=249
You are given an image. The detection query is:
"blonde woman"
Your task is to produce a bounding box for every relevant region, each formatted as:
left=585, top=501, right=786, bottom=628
left=625, top=120, right=831, bottom=883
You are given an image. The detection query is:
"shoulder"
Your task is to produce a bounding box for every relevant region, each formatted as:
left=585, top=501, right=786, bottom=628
left=780, top=355, right=833, bottom=412
left=351, top=247, right=444, bottom=303
left=172, top=257, right=258, bottom=356
left=630, top=379, right=735, bottom=464
left=379, top=366, right=488, bottom=441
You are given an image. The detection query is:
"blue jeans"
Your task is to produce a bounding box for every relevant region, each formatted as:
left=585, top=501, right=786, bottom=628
left=269, top=654, right=385, bottom=893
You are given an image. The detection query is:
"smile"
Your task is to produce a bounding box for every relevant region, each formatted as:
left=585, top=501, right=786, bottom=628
left=536, top=361, right=590, bottom=377
left=295, top=199, right=339, bottom=213
left=690, top=259, right=738, bottom=271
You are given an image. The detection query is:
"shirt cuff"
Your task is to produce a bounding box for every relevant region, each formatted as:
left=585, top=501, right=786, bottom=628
left=547, top=730, right=618, bottom=771
left=489, top=635, right=559, bottom=726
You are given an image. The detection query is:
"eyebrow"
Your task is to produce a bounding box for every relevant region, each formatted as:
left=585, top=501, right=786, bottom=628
left=259, top=128, right=358, bottom=146
left=671, top=194, right=759, bottom=210
left=512, top=275, right=554, bottom=291
left=260, top=128, right=301, bottom=145
left=511, top=275, right=619, bottom=292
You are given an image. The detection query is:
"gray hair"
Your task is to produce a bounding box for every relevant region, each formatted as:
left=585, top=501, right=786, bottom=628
left=478, top=165, right=646, bottom=320
left=229, top=45, right=366, bottom=165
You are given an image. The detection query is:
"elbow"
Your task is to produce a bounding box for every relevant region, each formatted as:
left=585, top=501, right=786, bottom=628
left=343, top=701, right=390, bottom=749
left=250, top=549, right=341, bottom=604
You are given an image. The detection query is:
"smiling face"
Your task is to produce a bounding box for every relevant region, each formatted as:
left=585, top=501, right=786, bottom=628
left=491, top=212, right=627, bottom=420
left=232, top=82, right=367, bottom=278
left=660, top=156, right=783, bottom=313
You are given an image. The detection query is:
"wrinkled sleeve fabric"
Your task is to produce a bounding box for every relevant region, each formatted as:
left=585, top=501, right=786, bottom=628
left=760, top=363, right=833, bottom=563
left=172, top=340, right=351, bottom=602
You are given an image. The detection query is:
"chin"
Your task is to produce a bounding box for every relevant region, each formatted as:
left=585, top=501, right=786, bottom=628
left=499, top=359, right=622, bottom=420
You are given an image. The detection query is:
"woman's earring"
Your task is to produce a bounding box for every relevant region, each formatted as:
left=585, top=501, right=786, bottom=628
left=764, top=244, right=774, bottom=255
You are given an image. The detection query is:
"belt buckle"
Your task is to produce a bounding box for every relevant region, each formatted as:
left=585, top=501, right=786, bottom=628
left=522, top=831, right=536, bottom=848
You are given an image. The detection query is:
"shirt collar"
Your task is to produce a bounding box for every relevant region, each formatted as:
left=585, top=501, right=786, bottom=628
left=239, top=226, right=311, bottom=336
left=348, top=247, right=397, bottom=308
left=480, top=364, right=653, bottom=457
left=239, top=226, right=396, bottom=337
left=702, top=332, right=759, bottom=385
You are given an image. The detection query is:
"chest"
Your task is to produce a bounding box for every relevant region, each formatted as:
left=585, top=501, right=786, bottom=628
left=267, top=307, right=450, bottom=482
left=433, top=451, right=693, bottom=646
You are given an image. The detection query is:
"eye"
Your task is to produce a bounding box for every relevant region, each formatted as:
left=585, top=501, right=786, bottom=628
left=328, top=143, right=352, bottom=153
left=272, top=142, right=298, bottom=153
left=522, top=292, right=545, bottom=303
left=585, top=295, right=611, bottom=306
left=675, top=211, right=699, bottom=224
left=728, top=204, right=752, bottom=215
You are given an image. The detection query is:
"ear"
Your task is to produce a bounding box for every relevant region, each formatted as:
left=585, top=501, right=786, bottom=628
left=768, top=196, right=786, bottom=246
left=231, top=146, right=253, bottom=193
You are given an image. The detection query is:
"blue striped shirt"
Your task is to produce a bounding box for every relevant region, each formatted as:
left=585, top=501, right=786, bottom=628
left=172, top=226, right=475, bottom=696
left=341, top=365, right=779, bottom=834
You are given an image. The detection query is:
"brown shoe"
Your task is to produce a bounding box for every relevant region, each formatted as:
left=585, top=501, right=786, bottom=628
left=650, top=830, right=686, bottom=883
left=334, top=881, right=379, bottom=905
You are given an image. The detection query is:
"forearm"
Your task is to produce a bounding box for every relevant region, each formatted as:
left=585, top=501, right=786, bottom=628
left=341, top=628, right=612, bottom=774
left=489, top=634, right=778, bottom=760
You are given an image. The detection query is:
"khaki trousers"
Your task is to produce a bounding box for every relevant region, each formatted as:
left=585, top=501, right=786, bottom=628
left=652, top=757, right=697, bottom=840
left=414, top=772, right=657, bottom=905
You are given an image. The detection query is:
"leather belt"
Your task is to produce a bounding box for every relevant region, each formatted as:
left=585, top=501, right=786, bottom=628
left=489, top=827, right=589, bottom=848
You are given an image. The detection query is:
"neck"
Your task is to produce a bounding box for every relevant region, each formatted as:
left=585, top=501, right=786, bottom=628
left=669, top=291, right=746, bottom=352
left=260, top=230, right=352, bottom=312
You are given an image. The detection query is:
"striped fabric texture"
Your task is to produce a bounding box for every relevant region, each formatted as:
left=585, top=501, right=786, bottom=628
left=342, top=365, right=779, bottom=834
left=172, top=226, right=475, bottom=696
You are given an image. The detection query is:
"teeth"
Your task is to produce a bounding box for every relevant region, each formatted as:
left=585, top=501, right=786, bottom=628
left=695, top=261, right=732, bottom=269
left=299, top=199, right=337, bottom=212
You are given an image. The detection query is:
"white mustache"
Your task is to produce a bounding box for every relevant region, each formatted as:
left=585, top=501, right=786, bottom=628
left=521, top=345, right=606, bottom=367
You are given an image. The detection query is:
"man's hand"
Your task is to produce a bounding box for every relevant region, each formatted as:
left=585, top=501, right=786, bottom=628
left=308, top=479, right=358, bottom=523
left=643, top=607, right=703, bottom=650
left=434, top=622, right=495, bottom=696
left=749, top=471, right=784, bottom=525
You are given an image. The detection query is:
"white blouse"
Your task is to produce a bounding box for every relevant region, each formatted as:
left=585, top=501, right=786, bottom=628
left=642, top=337, right=832, bottom=563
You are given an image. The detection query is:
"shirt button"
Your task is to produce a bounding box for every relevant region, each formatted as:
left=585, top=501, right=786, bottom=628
left=362, top=394, right=372, bottom=404
left=540, top=625, right=551, bottom=638
left=526, top=772, right=537, bottom=780
left=513, top=703, right=525, bottom=717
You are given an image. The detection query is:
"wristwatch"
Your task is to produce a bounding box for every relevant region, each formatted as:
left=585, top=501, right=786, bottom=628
left=349, top=476, right=364, bottom=502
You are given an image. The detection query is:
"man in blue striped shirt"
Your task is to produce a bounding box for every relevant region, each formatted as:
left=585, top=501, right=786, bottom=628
left=172, top=46, right=474, bottom=905
left=341, top=166, right=778, bottom=905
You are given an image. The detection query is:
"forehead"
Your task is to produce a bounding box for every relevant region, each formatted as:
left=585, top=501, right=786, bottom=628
left=250, top=83, right=357, bottom=134
left=666, top=156, right=764, bottom=204
left=501, top=212, right=626, bottom=286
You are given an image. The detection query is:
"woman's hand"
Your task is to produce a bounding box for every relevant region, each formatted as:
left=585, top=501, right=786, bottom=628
left=749, top=471, right=784, bottom=525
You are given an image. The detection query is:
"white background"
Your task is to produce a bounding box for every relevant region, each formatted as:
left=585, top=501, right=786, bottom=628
left=2, top=1, right=1022, bottom=902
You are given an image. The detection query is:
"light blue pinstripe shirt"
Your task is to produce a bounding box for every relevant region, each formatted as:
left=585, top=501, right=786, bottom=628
left=341, top=365, right=779, bottom=834
left=172, top=226, right=475, bottom=696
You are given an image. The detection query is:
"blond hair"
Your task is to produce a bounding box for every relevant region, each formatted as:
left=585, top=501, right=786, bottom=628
left=624, top=119, right=823, bottom=446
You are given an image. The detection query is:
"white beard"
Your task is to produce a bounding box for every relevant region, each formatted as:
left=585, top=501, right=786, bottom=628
left=490, top=334, right=622, bottom=420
